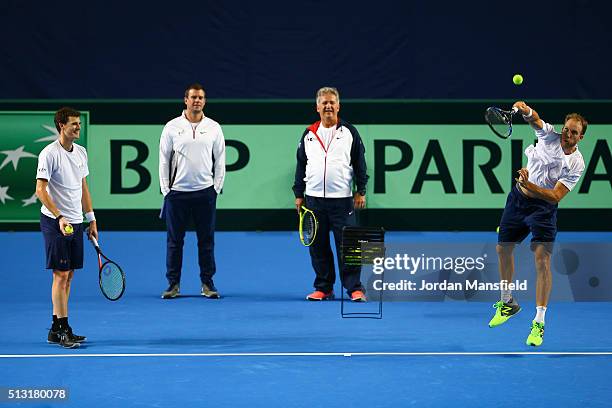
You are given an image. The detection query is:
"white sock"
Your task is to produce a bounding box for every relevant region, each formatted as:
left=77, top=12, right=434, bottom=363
left=501, top=289, right=512, bottom=303
left=534, top=306, right=547, bottom=324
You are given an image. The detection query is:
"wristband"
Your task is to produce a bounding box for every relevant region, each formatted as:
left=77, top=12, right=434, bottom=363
left=522, top=108, right=533, bottom=119
left=56, top=214, right=64, bottom=221
left=85, top=211, right=96, bottom=222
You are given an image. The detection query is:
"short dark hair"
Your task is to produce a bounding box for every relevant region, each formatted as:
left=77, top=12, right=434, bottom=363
left=185, top=83, right=205, bottom=98
left=564, top=113, right=588, bottom=135
left=54, top=107, right=81, bottom=132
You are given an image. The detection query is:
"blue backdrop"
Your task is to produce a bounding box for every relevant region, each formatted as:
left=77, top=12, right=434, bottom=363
left=1, top=0, right=610, bottom=99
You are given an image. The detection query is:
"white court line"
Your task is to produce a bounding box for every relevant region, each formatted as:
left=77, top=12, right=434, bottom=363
left=1, top=351, right=612, bottom=358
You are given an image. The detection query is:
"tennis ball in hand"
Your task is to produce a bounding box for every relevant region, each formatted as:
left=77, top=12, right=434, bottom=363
left=64, top=225, right=74, bottom=234
left=513, top=74, right=523, bottom=85
left=496, top=226, right=500, bottom=234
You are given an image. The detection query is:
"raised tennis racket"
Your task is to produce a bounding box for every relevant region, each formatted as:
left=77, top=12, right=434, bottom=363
left=90, top=236, right=126, bottom=301
left=299, top=205, right=318, bottom=246
left=485, top=106, right=519, bottom=139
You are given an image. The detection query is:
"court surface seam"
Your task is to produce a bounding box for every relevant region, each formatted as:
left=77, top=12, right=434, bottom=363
left=2, top=351, right=612, bottom=358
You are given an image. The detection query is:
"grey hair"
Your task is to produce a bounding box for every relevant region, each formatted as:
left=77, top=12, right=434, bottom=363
left=316, top=87, right=340, bottom=104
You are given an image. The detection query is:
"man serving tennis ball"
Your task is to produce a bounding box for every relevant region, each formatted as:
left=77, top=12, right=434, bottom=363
left=490, top=101, right=587, bottom=347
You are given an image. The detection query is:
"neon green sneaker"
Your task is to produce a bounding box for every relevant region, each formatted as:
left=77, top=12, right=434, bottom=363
left=526, top=321, right=545, bottom=347
left=488, top=300, right=521, bottom=328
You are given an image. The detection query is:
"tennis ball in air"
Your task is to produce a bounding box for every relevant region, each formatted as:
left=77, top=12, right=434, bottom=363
left=513, top=74, right=523, bottom=85
left=64, top=225, right=74, bottom=234
left=496, top=226, right=500, bottom=234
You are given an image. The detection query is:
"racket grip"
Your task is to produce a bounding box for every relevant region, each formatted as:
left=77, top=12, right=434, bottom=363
left=91, top=236, right=100, bottom=248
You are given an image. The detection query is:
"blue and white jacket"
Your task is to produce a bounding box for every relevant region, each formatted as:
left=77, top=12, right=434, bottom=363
left=293, top=119, right=368, bottom=198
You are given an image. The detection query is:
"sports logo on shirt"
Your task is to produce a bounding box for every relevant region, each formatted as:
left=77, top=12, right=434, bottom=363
left=0, top=112, right=88, bottom=222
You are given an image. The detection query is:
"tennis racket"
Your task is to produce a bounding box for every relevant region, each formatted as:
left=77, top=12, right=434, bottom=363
left=299, top=205, right=318, bottom=246
left=485, top=106, right=519, bottom=139
left=90, top=236, right=126, bottom=301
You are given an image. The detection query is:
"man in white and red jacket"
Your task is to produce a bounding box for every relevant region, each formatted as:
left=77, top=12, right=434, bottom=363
left=293, top=87, right=369, bottom=302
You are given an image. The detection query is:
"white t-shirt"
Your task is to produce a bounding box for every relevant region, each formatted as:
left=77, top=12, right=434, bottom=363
left=36, top=140, right=89, bottom=223
left=317, top=124, right=336, bottom=149
left=524, top=122, right=585, bottom=191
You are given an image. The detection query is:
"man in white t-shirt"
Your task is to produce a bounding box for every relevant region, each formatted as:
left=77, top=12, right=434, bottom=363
left=36, top=107, right=99, bottom=349
left=488, top=101, right=587, bottom=347
left=159, top=83, right=226, bottom=299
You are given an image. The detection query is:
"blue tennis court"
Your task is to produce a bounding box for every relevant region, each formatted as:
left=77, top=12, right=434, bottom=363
left=1, top=231, right=611, bottom=407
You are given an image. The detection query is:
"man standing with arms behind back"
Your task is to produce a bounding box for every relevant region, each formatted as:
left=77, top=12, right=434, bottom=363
left=36, top=107, right=98, bottom=348
left=159, top=83, right=226, bottom=299
left=293, top=87, right=369, bottom=302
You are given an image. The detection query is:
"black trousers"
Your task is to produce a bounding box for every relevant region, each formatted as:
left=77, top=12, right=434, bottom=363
left=305, top=195, right=364, bottom=294
left=163, top=187, right=217, bottom=286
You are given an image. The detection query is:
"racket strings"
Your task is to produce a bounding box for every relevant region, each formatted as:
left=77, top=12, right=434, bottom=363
left=486, top=109, right=509, bottom=125
left=101, top=262, right=124, bottom=300
left=486, top=108, right=512, bottom=137
left=305, top=214, right=316, bottom=242
left=299, top=212, right=316, bottom=245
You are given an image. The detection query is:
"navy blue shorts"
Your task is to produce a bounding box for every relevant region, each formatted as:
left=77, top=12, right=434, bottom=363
left=498, top=185, right=558, bottom=248
left=40, top=214, right=84, bottom=271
